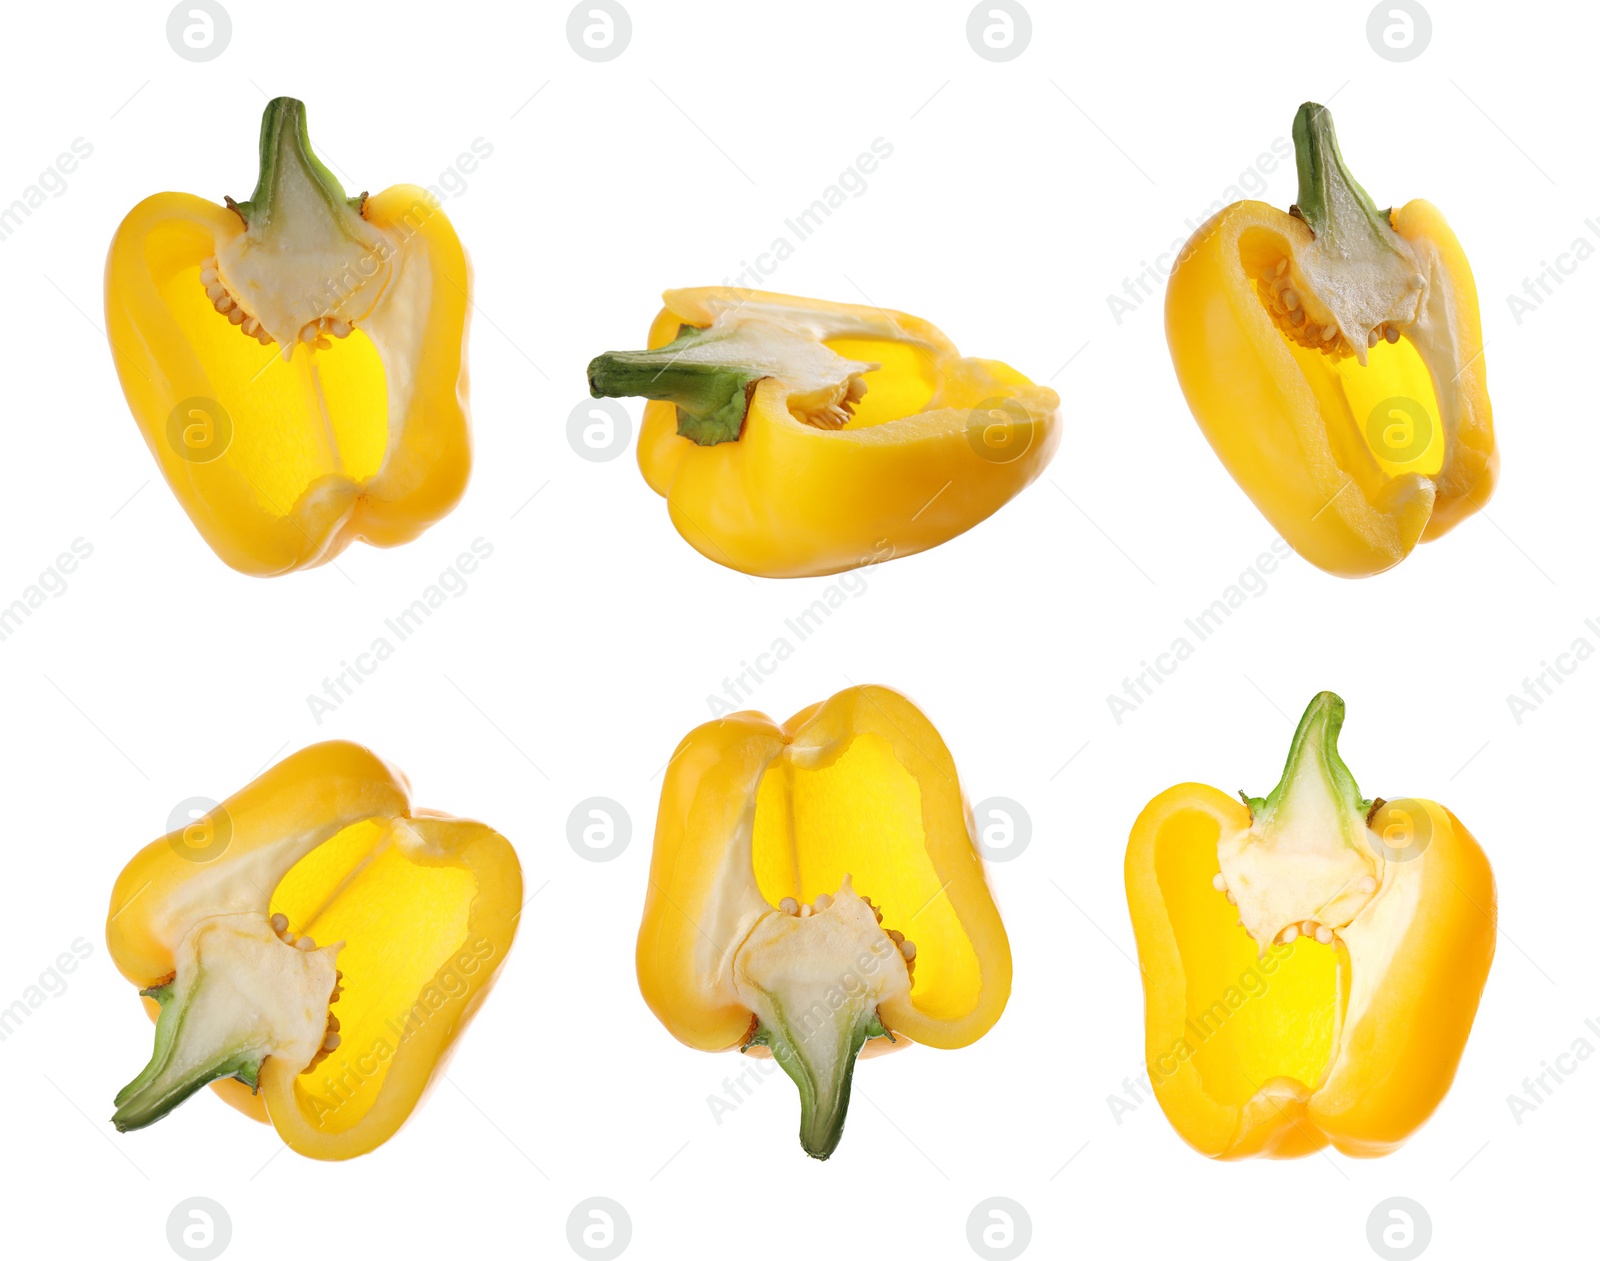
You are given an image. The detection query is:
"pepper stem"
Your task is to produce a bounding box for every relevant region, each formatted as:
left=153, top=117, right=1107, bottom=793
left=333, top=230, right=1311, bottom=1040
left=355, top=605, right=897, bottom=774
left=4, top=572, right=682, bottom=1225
left=743, top=1000, right=891, bottom=1161
left=588, top=327, right=761, bottom=446
left=1244, top=691, right=1370, bottom=827
left=229, top=97, right=364, bottom=231
left=112, top=980, right=266, bottom=1132
left=1290, top=103, right=1403, bottom=256
left=111, top=914, right=337, bottom=1133
left=730, top=880, right=906, bottom=1160
left=588, top=318, right=876, bottom=446
left=1220, top=692, right=1381, bottom=951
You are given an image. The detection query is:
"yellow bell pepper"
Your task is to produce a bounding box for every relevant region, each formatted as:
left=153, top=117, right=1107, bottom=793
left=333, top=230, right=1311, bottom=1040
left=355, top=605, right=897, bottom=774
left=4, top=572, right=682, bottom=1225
left=588, top=288, right=1060, bottom=578
left=1124, top=692, right=1496, bottom=1159
left=104, top=97, right=472, bottom=576
left=1166, top=103, right=1496, bottom=577
left=638, top=685, right=1011, bottom=1158
left=106, top=741, right=521, bottom=1160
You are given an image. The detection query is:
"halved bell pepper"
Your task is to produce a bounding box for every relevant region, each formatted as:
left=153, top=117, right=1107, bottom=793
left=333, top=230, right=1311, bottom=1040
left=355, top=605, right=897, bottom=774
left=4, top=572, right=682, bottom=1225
left=588, top=289, right=1061, bottom=578
left=105, top=97, right=472, bottom=576
left=1166, top=103, right=1496, bottom=577
left=106, top=742, right=521, bottom=1160
left=638, top=685, right=1011, bottom=1158
left=1124, top=693, right=1496, bottom=1159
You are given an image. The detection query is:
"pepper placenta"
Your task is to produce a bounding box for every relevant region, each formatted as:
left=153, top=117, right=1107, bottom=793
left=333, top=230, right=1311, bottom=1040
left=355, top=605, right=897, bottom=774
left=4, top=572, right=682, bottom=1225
left=1124, top=692, right=1495, bottom=1159
left=105, top=97, right=472, bottom=576
left=106, top=742, right=521, bottom=1160
left=588, top=288, right=1060, bottom=578
left=637, top=685, right=1011, bottom=1158
left=1166, top=104, right=1496, bottom=577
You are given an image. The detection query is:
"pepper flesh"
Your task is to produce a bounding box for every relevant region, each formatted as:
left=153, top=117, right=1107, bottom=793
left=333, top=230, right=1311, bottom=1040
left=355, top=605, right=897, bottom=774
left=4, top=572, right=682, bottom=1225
left=589, top=288, right=1061, bottom=578
left=106, top=741, right=521, bottom=1160
left=105, top=97, right=472, bottom=576
left=1166, top=104, right=1496, bottom=577
left=1124, top=693, right=1496, bottom=1159
left=637, top=685, right=1011, bottom=1158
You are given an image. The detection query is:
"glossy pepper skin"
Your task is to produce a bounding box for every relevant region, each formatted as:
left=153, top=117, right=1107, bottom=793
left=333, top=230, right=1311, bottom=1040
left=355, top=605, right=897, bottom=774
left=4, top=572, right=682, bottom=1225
left=106, top=742, right=521, bottom=1160
left=1124, top=693, right=1495, bottom=1159
left=1167, top=104, right=1496, bottom=577
left=105, top=97, right=472, bottom=576
left=638, top=685, right=1011, bottom=1158
left=588, top=288, right=1060, bottom=578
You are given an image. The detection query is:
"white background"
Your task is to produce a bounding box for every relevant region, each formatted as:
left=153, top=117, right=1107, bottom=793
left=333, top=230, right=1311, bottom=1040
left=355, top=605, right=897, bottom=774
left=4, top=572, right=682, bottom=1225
left=0, top=1, right=1592, bottom=1258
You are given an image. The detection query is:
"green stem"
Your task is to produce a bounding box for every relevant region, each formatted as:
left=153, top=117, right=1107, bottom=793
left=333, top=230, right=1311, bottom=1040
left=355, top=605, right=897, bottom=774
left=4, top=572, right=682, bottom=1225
left=1218, top=691, right=1383, bottom=949
left=112, top=982, right=266, bottom=1133
left=1291, top=103, right=1402, bottom=255
left=1243, top=691, right=1370, bottom=828
left=229, top=97, right=364, bottom=230
left=588, top=327, right=760, bottom=446
left=111, top=914, right=336, bottom=1134
left=743, top=1002, right=891, bottom=1161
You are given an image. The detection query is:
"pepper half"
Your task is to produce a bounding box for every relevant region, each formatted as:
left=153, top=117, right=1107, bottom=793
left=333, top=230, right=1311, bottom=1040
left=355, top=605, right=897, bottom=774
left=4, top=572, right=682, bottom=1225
left=1124, top=693, right=1495, bottom=1158
left=106, top=742, right=521, bottom=1160
left=637, top=685, right=1011, bottom=1158
left=105, top=97, right=472, bottom=576
left=588, top=288, right=1061, bottom=578
left=1166, top=104, right=1496, bottom=577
